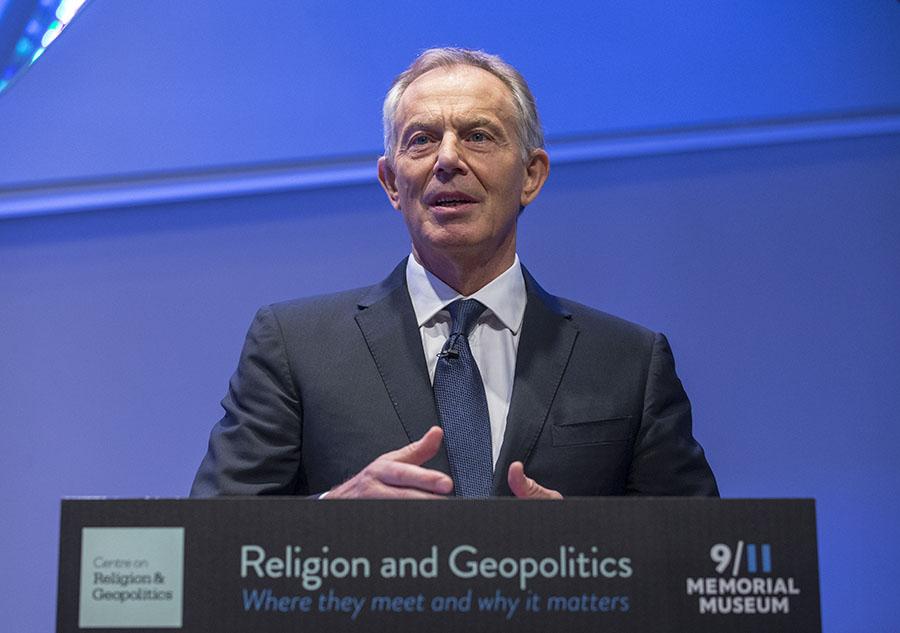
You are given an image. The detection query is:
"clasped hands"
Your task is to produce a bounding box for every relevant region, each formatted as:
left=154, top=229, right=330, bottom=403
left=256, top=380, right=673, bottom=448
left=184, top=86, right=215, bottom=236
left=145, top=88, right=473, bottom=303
left=327, top=426, right=562, bottom=499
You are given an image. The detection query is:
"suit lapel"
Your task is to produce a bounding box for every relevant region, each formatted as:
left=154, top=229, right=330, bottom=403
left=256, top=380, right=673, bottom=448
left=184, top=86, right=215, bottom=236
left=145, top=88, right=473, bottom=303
left=354, top=259, right=451, bottom=476
left=492, top=268, right=578, bottom=495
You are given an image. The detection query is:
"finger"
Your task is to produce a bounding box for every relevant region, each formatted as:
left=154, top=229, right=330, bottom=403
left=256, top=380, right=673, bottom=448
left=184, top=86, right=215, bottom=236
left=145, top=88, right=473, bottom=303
left=328, top=476, right=450, bottom=500
left=383, top=426, right=444, bottom=466
left=372, top=460, right=453, bottom=495
left=508, top=461, right=563, bottom=499
left=388, top=487, right=452, bottom=500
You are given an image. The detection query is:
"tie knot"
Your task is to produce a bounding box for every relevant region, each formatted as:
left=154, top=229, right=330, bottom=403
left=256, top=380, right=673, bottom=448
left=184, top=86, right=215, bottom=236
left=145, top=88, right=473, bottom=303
left=448, top=299, right=486, bottom=337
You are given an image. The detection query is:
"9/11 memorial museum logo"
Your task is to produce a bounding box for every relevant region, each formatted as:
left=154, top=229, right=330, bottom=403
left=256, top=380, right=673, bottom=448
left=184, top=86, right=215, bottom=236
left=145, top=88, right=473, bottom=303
left=686, top=541, right=801, bottom=615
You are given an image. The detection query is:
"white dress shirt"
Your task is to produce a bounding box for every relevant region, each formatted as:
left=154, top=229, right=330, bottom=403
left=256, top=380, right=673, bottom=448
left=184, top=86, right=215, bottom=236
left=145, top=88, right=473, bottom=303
left=405, top=254, right=527, bottom=467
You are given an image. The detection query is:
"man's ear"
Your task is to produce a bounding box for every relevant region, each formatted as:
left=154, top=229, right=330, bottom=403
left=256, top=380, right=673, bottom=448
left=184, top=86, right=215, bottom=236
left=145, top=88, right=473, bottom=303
left=520, top=148, right=550, bottom=208
left=377, top=156, right=402, bottom=210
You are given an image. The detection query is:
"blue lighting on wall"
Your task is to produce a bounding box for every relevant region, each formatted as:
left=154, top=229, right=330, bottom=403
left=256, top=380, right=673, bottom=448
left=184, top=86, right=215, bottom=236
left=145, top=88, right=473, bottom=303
left=0, top=0, right=88, bottom=95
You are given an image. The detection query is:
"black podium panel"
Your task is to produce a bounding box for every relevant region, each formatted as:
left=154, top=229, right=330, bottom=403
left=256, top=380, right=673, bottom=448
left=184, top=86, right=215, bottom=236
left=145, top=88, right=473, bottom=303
left=58, top=498, right=820, bottom=632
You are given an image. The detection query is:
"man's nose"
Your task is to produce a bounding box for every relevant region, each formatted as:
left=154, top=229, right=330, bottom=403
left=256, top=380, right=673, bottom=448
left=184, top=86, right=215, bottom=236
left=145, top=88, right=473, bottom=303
left=433, top=134, right=466, bottom=177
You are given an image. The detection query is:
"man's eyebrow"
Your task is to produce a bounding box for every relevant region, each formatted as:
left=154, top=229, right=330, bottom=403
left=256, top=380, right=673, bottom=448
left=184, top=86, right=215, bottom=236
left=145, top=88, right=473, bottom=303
left=465, top=116, right=501, bottom=129
left=461, top=116, right=510, bottom=139
left=400, top=119, right=436, bottom=133
left=397, top=119, right=438, bottom=143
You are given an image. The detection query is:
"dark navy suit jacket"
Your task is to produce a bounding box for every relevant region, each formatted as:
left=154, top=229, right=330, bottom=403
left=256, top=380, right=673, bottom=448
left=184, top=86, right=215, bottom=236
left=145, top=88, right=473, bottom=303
left=191, top=260, right=718, bottom=497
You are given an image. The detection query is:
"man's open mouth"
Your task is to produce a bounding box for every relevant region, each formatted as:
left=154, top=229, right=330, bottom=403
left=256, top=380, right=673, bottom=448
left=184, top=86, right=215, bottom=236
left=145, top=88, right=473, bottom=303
left=428, top=192, right=478, bottom=208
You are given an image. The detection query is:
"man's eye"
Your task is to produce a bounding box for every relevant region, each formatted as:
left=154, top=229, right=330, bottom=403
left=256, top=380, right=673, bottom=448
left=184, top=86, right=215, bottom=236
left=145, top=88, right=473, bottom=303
left=410, top=135, right=430, bottom=146
left=468, top=132, right=488, bottom=142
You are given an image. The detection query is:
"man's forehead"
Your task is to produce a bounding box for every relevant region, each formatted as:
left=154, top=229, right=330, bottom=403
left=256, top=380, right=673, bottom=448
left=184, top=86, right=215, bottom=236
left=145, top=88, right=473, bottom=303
left=395, top=65, right=517, bottom=125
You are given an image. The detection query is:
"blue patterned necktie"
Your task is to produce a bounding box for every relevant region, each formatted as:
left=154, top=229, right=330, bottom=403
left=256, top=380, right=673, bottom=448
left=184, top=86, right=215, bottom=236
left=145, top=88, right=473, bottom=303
left=433, top=299, right=493, bottom=497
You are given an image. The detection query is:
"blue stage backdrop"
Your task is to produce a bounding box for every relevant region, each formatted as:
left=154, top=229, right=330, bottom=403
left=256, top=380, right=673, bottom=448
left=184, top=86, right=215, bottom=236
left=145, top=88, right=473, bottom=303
left=1, top=2, right=898, bottom=632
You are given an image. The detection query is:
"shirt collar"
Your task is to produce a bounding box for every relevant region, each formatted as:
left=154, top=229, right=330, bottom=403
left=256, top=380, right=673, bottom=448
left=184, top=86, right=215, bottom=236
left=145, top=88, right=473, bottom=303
left=405, top=253, right=527, bottom=334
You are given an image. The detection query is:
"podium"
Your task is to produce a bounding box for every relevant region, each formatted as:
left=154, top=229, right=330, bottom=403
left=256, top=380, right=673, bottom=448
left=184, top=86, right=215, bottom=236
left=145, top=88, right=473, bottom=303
left=57, top=498, right=820, bottom=632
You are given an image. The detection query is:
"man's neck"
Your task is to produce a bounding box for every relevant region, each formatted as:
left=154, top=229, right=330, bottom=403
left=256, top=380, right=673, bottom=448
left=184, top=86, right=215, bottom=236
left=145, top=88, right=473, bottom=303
left=411, top=244, right=516, bottom=296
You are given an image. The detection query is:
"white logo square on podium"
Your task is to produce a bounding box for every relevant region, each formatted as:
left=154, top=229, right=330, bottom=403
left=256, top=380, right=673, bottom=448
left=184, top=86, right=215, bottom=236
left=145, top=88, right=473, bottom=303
left=79, top=527, right=184, bottom=628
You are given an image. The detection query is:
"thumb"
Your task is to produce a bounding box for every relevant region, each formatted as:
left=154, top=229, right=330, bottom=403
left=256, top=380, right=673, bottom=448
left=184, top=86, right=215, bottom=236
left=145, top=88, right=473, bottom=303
left=508, top=461, right=563, bottom=499
left=385, top=426, right=444, bottom=465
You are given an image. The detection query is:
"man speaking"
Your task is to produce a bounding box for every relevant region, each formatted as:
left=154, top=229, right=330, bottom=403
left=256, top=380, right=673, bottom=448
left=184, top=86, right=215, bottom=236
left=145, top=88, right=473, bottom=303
left=191, top=48, right=718, bottom=500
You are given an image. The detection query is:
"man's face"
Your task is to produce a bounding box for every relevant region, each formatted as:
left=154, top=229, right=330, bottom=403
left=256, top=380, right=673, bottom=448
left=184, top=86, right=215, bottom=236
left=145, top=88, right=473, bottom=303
left=378, top=65, right=548, bottom=268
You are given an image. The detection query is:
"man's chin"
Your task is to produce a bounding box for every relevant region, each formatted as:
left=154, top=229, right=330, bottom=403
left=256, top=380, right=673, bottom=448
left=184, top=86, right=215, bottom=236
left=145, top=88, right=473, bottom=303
left=417, top=231, right=491, bottom=256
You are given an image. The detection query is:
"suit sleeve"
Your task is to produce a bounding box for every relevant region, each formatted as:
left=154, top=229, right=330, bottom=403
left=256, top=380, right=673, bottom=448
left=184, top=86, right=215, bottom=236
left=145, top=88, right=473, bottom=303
left=625, top=333, right=719, bottom=496
left=190, top=306, right=304, bottom=496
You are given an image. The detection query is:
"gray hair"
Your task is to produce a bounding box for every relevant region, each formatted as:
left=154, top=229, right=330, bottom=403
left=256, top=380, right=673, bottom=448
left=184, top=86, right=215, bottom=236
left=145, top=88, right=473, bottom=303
left=382, top=47, right=544, bottom=161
